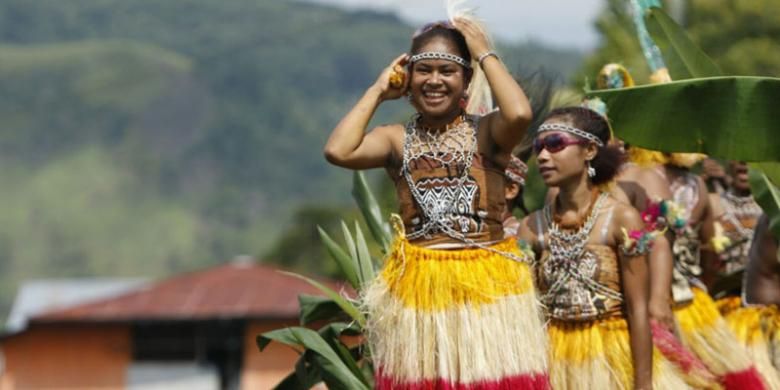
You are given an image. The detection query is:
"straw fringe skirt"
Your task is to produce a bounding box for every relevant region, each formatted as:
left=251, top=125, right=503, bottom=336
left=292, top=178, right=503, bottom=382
left=674, top=288, right=766, bottom=389
left=363, top=238, right=550, bottom=389
left=548, top=316, right=692, bottom=389
left=717, top=296, right=780, bottom=389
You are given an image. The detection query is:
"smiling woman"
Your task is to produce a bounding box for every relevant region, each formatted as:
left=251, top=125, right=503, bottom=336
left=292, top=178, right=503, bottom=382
left=323, top=9, right=549, bottom=390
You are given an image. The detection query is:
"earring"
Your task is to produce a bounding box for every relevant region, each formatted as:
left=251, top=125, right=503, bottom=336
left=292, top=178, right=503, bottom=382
left=587, top=160, right=596, bottom=178
left=459, top=91, right=469, bottom=109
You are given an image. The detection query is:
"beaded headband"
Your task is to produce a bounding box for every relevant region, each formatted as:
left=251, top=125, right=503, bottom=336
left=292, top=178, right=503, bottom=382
left=538, top=123, right=605, bottom=147
left=409, top=51, right=471, bottom=69
left=505, top=156, right=528, bottom=186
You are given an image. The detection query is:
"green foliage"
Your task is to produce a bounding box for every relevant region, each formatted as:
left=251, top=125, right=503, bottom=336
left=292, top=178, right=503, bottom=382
left=644, top=7, right=722, bottom=78
left=588, top=76, right=780, bottom=160
left=260, top=172, right=387, bottom=389
left=580, top=0, right=780, bottom=86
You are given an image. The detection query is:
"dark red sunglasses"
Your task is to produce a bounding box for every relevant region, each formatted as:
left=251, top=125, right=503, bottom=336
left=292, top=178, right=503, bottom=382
left=533, top=133, right=588, bottom=155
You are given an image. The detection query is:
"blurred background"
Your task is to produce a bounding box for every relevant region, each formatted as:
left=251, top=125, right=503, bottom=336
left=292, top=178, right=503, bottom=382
left=0, top=0, right=777, bottom=388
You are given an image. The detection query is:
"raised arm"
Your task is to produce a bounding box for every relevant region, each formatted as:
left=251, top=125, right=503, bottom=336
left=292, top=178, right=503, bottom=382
left=452, top=18, right=532, bottom=153
left=615, top=205, right=653, bottom=390
left=323, top=54, right=408, bottom=169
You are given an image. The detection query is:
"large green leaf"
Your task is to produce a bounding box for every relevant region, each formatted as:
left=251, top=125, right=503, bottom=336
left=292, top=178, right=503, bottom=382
left=644, top=7, right=722, bottom=79
left=353, top=222, right=376, bottom=288
left=318, top=322, right=369, bottom=387
left=749, top=168, right=780, bottom=239
left=280, top=271, right=366, bottom=327
left=352, top=171, right=392, bottom=253
left=587, top=76, right=780, bottom=161
left=299, top=294, right=346, bottom=325
left=318, top=226, right=360, bottom=290
left=257, top=327, right=369, bottom=390
left=273, top=354, right=323, bottom=390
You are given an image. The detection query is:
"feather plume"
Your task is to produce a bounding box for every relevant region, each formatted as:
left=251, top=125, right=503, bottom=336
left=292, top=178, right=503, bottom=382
left=445, top=0, right=494, bottom=115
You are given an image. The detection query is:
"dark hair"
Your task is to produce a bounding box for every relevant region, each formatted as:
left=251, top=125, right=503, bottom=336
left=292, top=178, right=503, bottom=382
left=410, top=24, right=471, bottom=64
left=543, top=106, right=625, bottom=185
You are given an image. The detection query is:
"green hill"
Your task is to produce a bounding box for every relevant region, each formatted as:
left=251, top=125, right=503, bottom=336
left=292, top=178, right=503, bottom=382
left=0, top=0, right=582, bottom=322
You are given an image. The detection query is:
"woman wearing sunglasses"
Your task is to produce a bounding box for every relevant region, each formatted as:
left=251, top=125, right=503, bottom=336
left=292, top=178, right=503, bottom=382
left=517, top=106, right=691, bottom=389
left=324, top=14, right=549, bottom=390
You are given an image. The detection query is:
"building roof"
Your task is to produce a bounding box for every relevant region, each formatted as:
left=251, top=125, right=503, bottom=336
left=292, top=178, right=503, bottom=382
left=31, top=260, right=351, bottom=323
left=5, top=278, right=148, bottom=333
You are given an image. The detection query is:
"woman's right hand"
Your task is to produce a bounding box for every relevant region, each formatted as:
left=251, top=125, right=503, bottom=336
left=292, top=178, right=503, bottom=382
left=372, top=53, right=409, bottom=101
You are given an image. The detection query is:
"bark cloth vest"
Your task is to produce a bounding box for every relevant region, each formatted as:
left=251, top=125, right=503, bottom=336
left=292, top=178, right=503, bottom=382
left=391, top=114, right=506, bottom=247
left=535, top=195, right=625, bottom=321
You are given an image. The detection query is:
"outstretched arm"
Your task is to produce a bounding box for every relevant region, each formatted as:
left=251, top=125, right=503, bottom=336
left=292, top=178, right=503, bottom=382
left=323, top=54, right=408, bottom=169
left=452, top=18, right=532, bottom=153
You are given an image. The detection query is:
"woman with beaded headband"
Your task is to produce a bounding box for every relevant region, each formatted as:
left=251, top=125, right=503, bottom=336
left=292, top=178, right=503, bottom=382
left=517, top=106, right=695, bottom=389
left=323, top=9, right=549, bottom=390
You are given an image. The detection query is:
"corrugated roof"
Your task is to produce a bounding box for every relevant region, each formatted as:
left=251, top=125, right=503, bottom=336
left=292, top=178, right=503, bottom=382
left=5, top=278, right=148, bottom=333
left=31, top=261, right=351, bottom=323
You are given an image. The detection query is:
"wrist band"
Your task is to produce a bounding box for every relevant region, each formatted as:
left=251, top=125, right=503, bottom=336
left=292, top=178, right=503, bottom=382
left=477, top=51, right=498, bottom=66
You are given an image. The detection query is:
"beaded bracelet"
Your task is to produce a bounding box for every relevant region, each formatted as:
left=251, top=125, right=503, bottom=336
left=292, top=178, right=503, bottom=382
left=477, top=51, right=498, bottom=66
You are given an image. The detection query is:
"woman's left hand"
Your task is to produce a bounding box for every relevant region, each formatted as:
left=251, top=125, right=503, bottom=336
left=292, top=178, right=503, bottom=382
left=452, top=17, right=491, bottom=60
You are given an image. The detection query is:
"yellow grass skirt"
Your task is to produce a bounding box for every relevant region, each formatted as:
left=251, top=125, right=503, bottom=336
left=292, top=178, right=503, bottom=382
left=674, top=288, right=766, bottom=388
left=548, top=316, right=691, bottom=389
left=363, top=238, right=550, bottom=389
left=717, top=296, right=780, bottom=389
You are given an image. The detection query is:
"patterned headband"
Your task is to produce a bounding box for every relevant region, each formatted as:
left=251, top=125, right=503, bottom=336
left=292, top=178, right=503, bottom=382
left=409, top=51, right=471, bottom=69
left=505, top=156, right=528, bottom=186
left=538, top=123, right=605, bottom=147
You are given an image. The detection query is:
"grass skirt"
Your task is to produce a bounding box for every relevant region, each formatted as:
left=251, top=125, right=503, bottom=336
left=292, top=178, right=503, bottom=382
left=548, top=316, right=691, bottom=389
left=717, top=296, right=780, bottom=389
left=363, top=238, right=550, bottom=389
left=674, top=288, right=766, bottom=389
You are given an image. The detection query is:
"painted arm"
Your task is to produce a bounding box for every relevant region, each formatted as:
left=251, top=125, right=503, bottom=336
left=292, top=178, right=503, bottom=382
left=452, top=18, right=532, bottom=153
left=616, top=205, right=653, bottom=390
left=323, top=54, right=408, bottom=169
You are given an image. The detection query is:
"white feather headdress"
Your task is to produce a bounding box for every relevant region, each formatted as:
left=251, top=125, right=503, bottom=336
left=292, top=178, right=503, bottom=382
left=446, top=0, right=494, bottom=116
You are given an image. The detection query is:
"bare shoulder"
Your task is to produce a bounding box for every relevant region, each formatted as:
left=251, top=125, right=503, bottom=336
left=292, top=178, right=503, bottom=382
left=611, top=199, right=643, bottom=227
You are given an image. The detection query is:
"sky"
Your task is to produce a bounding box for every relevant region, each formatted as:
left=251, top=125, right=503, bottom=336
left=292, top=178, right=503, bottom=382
left=306, top=0, right=606, bottom=49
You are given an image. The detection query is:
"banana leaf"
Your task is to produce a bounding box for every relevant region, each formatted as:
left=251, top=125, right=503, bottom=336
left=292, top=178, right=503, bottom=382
left=749, top=168, right=780, bottom=239
left=587, top=76, right=780, bottom=161
left=299, top=294, right=346, bottom=325
left=318, top=226, right=360, bottom=290
left=352, top=171, right=392, bottom=253
left=258, top=327, right=370, bottom=390
left=644, top=7, right=722, bottom=79
left=280, top=271, right=366, bottom=327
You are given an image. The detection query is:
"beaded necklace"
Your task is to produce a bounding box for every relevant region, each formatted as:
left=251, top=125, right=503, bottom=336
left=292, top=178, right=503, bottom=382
left=402, top=113, right=477, bottom=241
left=401, top=113, right=531, bottom=263
left=543, top=192, right=623, bottom=302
